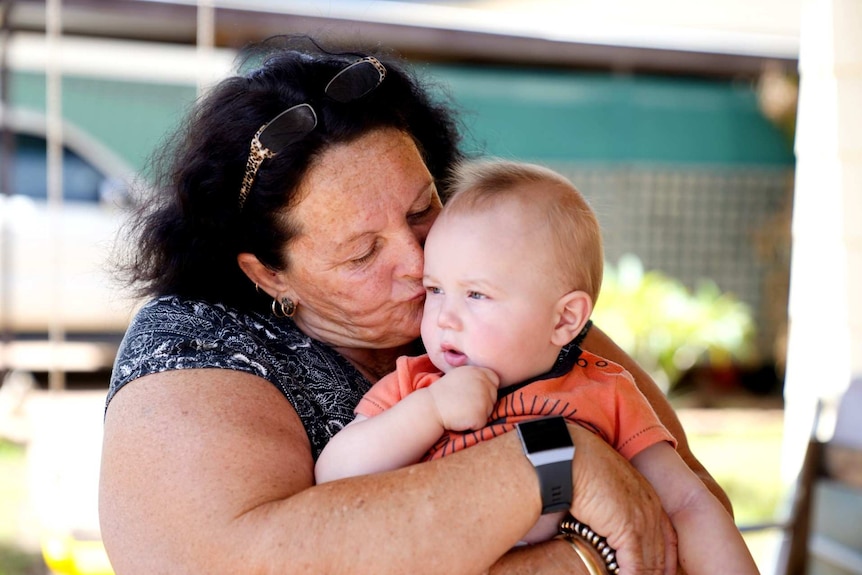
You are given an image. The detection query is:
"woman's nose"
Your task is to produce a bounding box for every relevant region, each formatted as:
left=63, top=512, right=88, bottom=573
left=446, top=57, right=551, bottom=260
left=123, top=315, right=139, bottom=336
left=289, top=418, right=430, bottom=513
left=399, top=229, right=425, bottom=279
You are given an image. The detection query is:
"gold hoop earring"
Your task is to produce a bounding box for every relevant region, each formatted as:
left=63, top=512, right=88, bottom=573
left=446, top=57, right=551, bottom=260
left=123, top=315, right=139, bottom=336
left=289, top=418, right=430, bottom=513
left=272, top=296, right=296, bottom=318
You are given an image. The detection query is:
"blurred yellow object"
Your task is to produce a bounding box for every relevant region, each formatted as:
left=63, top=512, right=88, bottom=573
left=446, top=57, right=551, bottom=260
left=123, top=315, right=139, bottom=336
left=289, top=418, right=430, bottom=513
left=41, top=533, right=114, bottom=575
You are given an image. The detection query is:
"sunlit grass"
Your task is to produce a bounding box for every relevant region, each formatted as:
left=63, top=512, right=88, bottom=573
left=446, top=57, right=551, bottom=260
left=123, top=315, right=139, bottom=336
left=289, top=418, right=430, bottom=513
left=684, top=410, right=785, bottom=523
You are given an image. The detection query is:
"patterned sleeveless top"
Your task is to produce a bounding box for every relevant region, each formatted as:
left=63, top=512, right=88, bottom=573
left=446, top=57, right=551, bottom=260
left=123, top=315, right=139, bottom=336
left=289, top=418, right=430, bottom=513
left=108, top=295, right=373, bottom=459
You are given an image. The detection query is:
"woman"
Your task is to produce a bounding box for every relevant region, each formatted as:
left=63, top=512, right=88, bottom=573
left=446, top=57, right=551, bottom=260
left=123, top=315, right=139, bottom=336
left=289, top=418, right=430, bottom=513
left=100, top=37, right=726, bottom=574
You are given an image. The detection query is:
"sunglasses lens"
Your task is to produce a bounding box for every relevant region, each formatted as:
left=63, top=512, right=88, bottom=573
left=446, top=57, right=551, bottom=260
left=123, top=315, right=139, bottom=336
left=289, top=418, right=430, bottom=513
left=258, top=103, right=318, bottom=150
left=325, top=57, right=386, bottom=103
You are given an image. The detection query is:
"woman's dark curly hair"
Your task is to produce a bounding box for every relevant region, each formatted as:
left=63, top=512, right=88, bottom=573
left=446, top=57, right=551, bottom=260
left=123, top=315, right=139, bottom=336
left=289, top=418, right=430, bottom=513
left=117, top=36, right=464, bottom=310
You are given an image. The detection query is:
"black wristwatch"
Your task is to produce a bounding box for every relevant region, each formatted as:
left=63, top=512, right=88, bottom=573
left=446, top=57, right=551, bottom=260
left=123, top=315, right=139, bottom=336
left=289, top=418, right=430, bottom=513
left=516, top=416, right=575, bottom=514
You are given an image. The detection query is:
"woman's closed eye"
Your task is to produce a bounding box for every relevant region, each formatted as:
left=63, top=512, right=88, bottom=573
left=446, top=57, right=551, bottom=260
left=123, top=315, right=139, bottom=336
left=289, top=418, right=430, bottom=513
left=349, top=243, right=379, bottom=266
left=407, top=204, right=435, bottom=225
left=408, top=184, right=441, bottom=224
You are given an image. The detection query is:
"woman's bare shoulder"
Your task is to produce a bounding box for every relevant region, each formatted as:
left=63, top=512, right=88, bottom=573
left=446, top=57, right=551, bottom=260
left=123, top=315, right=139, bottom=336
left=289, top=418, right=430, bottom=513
left=100, top=368, right=314, bottom=572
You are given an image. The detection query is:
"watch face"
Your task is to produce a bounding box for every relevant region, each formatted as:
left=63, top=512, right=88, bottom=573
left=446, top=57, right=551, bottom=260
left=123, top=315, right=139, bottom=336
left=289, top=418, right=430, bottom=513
left=519, top=416, right=573, bottom=452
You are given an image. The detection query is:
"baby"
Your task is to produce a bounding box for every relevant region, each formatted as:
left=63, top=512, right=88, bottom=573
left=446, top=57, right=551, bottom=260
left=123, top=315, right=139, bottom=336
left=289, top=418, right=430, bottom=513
left=316, top=159, right=758, bottom=574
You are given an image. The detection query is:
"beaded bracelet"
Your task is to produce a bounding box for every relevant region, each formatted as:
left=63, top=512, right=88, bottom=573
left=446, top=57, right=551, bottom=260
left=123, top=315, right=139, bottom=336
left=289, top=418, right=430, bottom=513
left=558, top=514, right=621, bottom=575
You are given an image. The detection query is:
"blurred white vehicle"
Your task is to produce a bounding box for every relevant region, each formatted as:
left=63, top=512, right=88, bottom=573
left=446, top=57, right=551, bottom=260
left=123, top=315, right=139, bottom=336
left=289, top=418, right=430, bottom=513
left=1, top=105, right=139, bottom=372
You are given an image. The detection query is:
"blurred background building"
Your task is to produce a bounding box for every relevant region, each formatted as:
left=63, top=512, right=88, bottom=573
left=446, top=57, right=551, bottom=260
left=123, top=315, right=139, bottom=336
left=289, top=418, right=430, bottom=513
left=2, top=0, right=801, bottom=394
left=1, top=1, right=861, bottom=574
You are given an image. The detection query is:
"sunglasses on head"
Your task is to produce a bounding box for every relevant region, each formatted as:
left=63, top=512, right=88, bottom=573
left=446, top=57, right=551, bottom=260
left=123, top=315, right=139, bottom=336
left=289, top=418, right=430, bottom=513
left=237, top=56, right=387, bottom=210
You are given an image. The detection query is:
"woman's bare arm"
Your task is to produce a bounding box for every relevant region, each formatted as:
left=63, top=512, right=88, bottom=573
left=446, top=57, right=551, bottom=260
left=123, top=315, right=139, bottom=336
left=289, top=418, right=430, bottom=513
left=99, top=368, right=673, bottom=574
left=581, top=324, right=733, bottom=515
left=491, top=539, right=606, bottom=574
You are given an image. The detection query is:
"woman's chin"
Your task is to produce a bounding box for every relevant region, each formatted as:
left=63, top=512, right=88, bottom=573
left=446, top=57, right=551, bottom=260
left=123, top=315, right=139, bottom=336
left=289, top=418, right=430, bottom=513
left=397, top=302, right=424, bottom=330
left=376, top=314, right=421, bottom=347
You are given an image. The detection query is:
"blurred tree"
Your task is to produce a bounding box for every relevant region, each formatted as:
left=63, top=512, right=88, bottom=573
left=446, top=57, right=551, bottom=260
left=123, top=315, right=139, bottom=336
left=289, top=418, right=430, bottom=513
left=593, top=254, right=757, bottom=394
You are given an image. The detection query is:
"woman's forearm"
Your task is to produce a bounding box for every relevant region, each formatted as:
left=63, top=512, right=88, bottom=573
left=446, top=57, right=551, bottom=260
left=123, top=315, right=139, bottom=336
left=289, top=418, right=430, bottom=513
left=303, top=427, right=673, bottom=575
left=100, top=370, right=674, bottom=575
left=258, top=432, right=541, bottom=574
left=489, top=539, right=596, bottom=575
left=101, top=371, right=538, bottom=575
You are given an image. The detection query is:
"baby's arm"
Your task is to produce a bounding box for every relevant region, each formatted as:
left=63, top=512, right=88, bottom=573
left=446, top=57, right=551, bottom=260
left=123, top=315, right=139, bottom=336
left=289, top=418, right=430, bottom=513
left=315, top=366, right=499, bottom=484
left=631, top=442, right=759, bottom=575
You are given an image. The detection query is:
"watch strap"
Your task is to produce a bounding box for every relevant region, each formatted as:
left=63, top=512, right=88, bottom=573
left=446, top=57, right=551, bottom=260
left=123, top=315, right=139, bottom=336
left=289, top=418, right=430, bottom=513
left=516, top=417, right=574, bottom=515
left=537, top=459, right=573, bottom=513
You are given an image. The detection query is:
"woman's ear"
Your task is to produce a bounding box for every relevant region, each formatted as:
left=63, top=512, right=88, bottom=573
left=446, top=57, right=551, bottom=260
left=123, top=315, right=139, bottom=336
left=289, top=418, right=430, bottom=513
left=237, top=253, right=287, bottom=299
left=551, top=290, right=593, bottom=347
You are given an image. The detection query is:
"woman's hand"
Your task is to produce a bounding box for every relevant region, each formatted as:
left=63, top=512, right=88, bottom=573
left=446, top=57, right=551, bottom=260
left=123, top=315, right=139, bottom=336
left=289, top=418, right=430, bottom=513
left=488, top=423, right=679, bottom=575
left=568, top=424, right=678, bottom=575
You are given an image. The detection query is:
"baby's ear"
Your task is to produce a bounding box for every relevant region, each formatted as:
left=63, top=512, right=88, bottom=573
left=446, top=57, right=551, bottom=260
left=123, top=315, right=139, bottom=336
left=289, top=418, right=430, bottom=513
left=551, top=290, right=593, bottom=347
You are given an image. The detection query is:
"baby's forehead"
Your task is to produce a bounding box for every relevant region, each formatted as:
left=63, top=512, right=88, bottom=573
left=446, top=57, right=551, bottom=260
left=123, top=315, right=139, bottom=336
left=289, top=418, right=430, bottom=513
left=445, top=183, right=543, bottom=214
left=436, top=203, right=554, bottom=255
left=448, top=194, right=553, bottom=236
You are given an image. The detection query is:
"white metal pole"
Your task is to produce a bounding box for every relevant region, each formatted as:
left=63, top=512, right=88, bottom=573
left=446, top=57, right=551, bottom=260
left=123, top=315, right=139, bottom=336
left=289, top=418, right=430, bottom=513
left=0, top=1, right=13, bottom=373
left=46, top=0, right=64, bottom=390
left=196, top=0, right=215, bottom=96
left=783, top=0, right=862, bottom=481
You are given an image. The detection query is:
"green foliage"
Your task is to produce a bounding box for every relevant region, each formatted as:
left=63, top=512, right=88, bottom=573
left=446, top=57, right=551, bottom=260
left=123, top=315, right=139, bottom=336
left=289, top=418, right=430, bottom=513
left=0, top=441, right=27, bottom=542
left=592, top=254, right=757, bottom=392
left=0, top=542, right=43, bottom=575
left=0, top=440, right=44, bottom=575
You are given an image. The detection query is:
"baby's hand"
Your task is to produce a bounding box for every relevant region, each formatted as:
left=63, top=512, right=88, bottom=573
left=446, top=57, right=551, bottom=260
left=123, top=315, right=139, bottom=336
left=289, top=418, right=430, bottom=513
left=427, top=366, right=500, bottom=431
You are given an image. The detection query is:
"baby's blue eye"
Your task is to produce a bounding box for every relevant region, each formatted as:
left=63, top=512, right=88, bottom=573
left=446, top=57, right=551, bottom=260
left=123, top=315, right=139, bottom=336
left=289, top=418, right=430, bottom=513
left=467, top=291, right=487, bottom=300
left=426, top=286, right=443, bottom=295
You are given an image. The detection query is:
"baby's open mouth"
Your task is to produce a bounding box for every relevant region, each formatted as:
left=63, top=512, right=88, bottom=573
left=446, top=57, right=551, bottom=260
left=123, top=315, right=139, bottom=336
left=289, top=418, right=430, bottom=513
left=442, top=346, right=468, bottom=367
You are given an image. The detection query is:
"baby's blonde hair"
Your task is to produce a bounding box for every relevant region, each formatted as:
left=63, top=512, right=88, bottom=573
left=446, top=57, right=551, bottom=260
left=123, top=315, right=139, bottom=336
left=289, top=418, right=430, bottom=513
left=444, top=159, right=603, bottom=304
